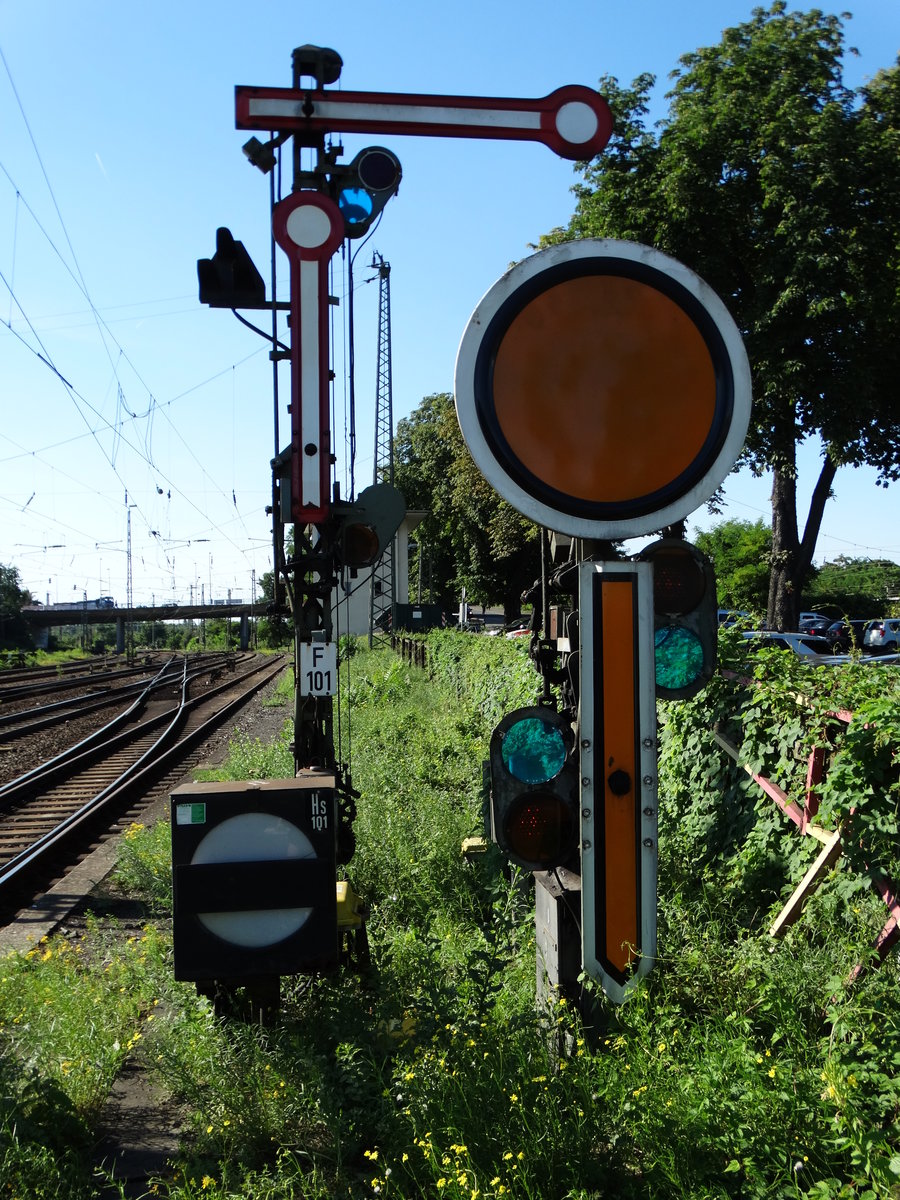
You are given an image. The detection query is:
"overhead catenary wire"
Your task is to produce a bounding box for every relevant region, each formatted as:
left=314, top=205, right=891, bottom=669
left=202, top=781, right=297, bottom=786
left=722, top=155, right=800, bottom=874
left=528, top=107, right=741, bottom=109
left=1, top=48, right=267, bottom=577
left=0, top=288, right=261, bottom=559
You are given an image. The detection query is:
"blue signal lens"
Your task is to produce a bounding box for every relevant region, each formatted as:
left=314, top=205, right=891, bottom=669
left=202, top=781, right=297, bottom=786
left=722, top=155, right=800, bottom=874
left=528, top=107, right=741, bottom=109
left=338, top=187, right=374, bottom=226
left=501, top=717, right=567, bottom=784
left=655, top=624, right=704, bottom=690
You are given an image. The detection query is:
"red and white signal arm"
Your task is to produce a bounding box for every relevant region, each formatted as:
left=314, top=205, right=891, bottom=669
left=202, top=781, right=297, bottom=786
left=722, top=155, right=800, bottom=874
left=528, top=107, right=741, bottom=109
left=454, top=240, right=752, bottom=539
left=272, top=191, right=345, bottom=525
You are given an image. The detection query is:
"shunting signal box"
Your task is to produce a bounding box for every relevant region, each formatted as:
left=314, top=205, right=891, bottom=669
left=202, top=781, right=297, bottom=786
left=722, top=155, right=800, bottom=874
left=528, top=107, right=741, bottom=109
left=171, top=776, right=337, bottom=981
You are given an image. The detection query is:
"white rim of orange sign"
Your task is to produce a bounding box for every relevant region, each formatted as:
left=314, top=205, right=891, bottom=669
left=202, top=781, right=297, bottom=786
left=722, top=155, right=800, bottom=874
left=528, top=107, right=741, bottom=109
left=454, top=239, right=752, bottom=539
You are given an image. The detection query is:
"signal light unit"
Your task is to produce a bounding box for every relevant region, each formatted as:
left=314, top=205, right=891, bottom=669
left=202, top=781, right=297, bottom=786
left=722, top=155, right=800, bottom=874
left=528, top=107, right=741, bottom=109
left=488, top=705, right=579, bottom=872
left=332, top=482, right=406, bottom=570
left=638, top=538, right=717, bottom=700
left=333, top=146, right=402, bottom=238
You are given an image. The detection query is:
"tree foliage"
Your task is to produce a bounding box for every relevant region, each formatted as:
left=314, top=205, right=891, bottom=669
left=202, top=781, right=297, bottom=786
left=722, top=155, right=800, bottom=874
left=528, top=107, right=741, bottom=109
left=542, top=3, right=900, bottom=630
left=692, top=518, right=771, bottom=615
left=0, top=563, right=34, bottom=650
left=805, top=555, right=900, bottom=618
left=393, top=393, right=541, bottom=618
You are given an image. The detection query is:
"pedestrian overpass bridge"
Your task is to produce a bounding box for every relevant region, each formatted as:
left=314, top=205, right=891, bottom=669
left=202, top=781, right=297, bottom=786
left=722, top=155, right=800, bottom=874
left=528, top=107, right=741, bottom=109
left=23, top=603, right=259, bottom=652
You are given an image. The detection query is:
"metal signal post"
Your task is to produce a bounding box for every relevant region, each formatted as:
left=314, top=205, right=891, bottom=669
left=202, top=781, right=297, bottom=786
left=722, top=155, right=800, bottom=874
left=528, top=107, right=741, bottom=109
left=191, top=46, right=617, bottom=1000
left=234, top=48, right=614, bottom=780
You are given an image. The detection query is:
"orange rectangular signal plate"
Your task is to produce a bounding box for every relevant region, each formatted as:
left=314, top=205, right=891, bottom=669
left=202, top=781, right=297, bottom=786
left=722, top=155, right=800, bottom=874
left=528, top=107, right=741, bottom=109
left=578, top=561, right=658, bottom=1004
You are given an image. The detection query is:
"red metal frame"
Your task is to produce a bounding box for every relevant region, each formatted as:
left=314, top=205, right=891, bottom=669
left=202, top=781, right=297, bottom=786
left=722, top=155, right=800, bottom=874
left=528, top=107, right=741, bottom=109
left=717, top=705, right=898, bottom=985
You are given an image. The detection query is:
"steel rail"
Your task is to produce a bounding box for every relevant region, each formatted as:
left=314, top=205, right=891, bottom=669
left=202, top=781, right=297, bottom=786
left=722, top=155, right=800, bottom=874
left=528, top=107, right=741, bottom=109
left=0, top=655, right=286, bottom=903
left=0, top=653, right=257, bottom=797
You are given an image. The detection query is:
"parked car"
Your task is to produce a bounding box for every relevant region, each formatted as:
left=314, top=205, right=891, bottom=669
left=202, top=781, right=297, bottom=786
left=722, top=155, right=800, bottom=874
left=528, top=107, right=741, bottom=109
left=742, top=631, right=833, bottom=658
left=864, top=618, right=900, bottom=653
left=824, top=620, right=871, bottom=652
left=504, top=618, right=532, bottom=639
left=717, top=609, right=751, bottom=626
left=797, top=613, right=832, bottom=634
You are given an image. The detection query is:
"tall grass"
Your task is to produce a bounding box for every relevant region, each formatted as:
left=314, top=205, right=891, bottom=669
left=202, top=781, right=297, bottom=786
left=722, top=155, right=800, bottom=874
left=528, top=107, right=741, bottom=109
left=1, top=634, right=898, bottom=1197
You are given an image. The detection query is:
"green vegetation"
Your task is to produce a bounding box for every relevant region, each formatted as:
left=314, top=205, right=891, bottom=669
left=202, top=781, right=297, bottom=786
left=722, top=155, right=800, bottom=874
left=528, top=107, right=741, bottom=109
left=690, top=522, right=900, bottom=626
left=804, top=558, right=900, bottom=621
left=693, top=519, right=771, bottom=617
left=1, top=632, right=899, bottom=1197
left=393, top=393, right=541, bottom=620
left=0, top=563, right=34, bottom=651
left=541, top=3, right=900, bottom=631
left=0, top=646, right=94, bottom=671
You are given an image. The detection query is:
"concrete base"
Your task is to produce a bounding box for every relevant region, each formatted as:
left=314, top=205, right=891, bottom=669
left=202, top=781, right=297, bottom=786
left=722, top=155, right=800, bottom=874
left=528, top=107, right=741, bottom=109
left=535, top=868, right=582, bottom=1011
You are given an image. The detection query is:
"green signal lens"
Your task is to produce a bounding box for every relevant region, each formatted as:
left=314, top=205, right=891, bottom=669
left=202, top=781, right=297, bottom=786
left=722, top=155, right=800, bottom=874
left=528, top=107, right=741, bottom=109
left=655, top=624, right=704, bottom=690
left=501, top=718, right=566, bottom=784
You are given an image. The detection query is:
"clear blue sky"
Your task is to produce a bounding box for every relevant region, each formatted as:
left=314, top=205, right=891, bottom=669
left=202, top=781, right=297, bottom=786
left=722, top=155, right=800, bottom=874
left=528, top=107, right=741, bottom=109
left=2, top=1, right=899, bottom=606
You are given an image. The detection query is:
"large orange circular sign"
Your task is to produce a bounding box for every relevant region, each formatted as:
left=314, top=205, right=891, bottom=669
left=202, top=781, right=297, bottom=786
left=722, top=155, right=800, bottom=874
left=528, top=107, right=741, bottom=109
left=455, top=240, right=751, bottom=538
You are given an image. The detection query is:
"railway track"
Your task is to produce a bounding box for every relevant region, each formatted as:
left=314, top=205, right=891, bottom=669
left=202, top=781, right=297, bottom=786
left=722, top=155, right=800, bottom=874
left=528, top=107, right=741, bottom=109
left=0, top=653, right=130, bottom=687
left=0, top=651, right=251, bottom=743
left=0, top=652, right=287, bottom=919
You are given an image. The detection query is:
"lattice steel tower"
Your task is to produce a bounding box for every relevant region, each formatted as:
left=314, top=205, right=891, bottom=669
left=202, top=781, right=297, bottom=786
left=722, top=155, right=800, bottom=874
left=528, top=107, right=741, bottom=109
left=369, top=254, right=396, bottom=645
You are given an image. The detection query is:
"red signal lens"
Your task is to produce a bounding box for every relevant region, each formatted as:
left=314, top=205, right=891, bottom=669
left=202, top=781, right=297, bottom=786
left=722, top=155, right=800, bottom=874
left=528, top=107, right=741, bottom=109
left=648, top=544, right=706, bottom=614
left=503, top=791, right=578, bottom=868
left=343, top=522, right=381, bottom=567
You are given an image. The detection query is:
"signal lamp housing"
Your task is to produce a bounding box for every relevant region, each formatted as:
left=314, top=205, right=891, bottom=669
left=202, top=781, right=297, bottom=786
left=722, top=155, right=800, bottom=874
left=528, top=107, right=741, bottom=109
left=638, top=538, right=717, bottom=699
left=488, top=706, right=579, bottom=871
left=334, top=146, right=402, bottom=238
left=197, top=227, right=267, bottom=309
left=333, top=482, right=406, bottom=569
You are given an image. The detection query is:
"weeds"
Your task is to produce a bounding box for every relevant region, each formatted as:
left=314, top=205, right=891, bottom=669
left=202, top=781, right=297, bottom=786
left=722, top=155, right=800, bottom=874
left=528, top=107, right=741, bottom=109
left=2, top=634, right=899, bottom=1197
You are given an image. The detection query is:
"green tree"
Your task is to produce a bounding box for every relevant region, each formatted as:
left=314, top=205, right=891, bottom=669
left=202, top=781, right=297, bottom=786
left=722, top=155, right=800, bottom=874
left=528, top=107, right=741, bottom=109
left=692, top=518, right=771, bottom=614
left=0, top=563, right=34, bottom=650
left=393, top=393, right=458, bottom=611
left=256, top=567, right=292, bottom=647
left=393, top=393, right=541, bottom=620
left=804, top=555, right=900, bottom=618
left=543, top=4, right=900, bottom=630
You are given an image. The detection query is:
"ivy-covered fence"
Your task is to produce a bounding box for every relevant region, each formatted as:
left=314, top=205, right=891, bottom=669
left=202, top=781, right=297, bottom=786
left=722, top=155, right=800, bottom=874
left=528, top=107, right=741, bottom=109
left=658, top=626, right=900, bottom=968
left=408, top=626, right=900, bottom=980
